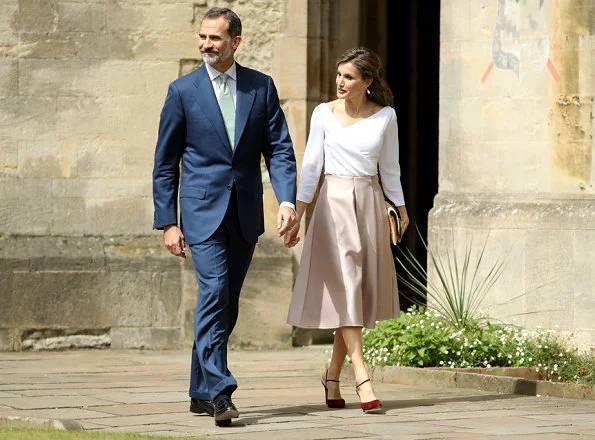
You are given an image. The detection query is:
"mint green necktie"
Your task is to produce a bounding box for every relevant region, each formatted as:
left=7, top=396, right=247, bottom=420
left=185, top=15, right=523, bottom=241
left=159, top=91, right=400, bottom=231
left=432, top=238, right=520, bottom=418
left=218, top=73, right=235, bottom=148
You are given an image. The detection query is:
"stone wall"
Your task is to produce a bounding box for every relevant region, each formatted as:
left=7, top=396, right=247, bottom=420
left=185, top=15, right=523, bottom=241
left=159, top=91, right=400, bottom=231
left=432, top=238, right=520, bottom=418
left=434, top=0, right=595, bottom=348
left=0, top=0, right=304, bottom=350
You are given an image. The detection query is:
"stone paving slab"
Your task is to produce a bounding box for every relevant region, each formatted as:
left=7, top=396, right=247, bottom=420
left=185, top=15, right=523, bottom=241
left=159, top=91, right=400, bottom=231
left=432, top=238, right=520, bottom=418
left=1, top=347, right=595, bottom=439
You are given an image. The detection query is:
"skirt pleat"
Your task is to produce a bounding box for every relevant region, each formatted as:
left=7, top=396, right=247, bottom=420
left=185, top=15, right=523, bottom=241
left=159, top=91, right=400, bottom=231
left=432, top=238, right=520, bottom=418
left=287, top=174, right=399, bottom=329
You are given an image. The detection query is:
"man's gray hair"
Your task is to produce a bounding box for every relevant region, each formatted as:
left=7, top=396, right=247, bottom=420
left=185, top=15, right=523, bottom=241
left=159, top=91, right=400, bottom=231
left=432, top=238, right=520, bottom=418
left=204, top=7, right=242, bottom=38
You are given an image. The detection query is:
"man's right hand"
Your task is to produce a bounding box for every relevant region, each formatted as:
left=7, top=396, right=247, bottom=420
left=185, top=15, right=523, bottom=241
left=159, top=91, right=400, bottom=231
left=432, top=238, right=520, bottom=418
left=163, top=225, right=186, bottom=258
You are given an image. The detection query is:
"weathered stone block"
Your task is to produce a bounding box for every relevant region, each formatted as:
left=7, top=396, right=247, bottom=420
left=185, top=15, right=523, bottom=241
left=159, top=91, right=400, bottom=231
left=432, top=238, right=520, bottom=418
left=18, top=32, right=130, bottom=60
left=229, top=2, right=282, bottom=75
left=21, top=60, right=167, bottom=98
left=56, top=97, right=122, bottom=137
left=0, top=59, right=17, bottom=97
left=18, top=59, right=98, bottom=97
left=110, top=327, right=182, bottom=349
left=481, top=98, right=537, bottom=143
left=18, top=140, right=62, bottom=178
left=0, top=236, right=30, bottom=271
left=152, top=271, right=182, bottom=327
left=181, top=262, right=198, bottom=344
left=273, top=37, right=307, bottom=100
left=525, top=230, right=575, bottom=330
left=51, top=198, right=86, bottom=236
left=121, top=139, right=154, bottom=168
left=439, top=45, right=462, bottom=99
left=2, top=271, right=153, bottom=328
left=142, top=60, right=178, bottom=94
left=0, top=97, right=57, bottom=140
left=0, top=191, right=53, bottom=235
left=132, top=34, right=200, bottom=61
left=57, top=2, right=106, bottom=33
left=286, top=0, right=308, bottom=38
left=453, top=97, right=482, bottom=144
left=17, top=0, right=55, bottom=34
left=26, top=236, right=105, bottom=271
left=0, top=140, right=18, bottom=175
left=0, top=2, right=18, bottom=32
left=284, top=99, right=307, bottom=156
left=107, top=2, right=193, bottom=34
left=0, top=328, right=20, bottom=351
left=87, top=197, right=153, bottom=235
left=104, top=236, right=176, bottom=272
left=449, top=0, right=471, bottom=41
left=98, top=61, right=149, bottom=96
left=56, top=96, right=161, bottom=141
left=573, top=231, right=595, bottom=331
left=52, top=178, right=151, bottom=199
left=76, top=138, right=124, bottom=178
left=429, top=194, right=595, bottom=348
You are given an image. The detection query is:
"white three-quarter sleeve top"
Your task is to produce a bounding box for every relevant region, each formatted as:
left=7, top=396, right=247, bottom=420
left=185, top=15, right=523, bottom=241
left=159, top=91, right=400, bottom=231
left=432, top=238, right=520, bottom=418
left=296, top=103, right=405, bottom=207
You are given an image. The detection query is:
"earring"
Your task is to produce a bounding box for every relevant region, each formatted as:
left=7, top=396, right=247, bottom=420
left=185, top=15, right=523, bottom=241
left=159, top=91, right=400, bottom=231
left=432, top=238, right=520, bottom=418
left=366, top=89, right=371, bottom=95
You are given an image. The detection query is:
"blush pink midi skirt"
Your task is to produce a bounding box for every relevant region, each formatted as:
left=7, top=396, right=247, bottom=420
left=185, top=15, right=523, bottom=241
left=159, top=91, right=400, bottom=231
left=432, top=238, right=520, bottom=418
left=287, top=175, right=399, bottom=329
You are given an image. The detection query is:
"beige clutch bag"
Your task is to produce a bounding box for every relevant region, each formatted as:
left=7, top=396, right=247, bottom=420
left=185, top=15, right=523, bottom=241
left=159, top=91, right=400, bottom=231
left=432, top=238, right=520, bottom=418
left=385, top=201, right=402, bottom=246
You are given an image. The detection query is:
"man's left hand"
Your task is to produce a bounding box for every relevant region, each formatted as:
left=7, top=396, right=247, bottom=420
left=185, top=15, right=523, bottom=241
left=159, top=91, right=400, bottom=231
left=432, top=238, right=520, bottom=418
left=276, top=206, right=297, bottom=237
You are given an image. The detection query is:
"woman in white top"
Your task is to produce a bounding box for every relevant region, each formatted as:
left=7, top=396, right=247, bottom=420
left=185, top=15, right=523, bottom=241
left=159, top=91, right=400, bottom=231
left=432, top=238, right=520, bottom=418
left=285, top=47, right=409, bottom=413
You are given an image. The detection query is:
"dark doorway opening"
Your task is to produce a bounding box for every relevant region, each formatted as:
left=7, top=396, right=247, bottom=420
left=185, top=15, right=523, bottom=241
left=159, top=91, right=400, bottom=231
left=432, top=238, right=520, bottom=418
left=361, top=1, right=441, bottom=310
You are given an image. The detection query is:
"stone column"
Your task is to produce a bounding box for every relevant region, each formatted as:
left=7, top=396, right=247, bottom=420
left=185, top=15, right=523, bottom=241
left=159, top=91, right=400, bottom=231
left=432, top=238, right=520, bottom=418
left=433, top=0, right=595, bottom=348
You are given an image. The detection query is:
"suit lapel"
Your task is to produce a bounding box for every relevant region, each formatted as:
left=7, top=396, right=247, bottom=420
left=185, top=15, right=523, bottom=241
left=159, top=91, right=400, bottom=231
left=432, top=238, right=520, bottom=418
left=192, top=65, right=233, bottom=154
left=234, top=64, right=256, bottom=151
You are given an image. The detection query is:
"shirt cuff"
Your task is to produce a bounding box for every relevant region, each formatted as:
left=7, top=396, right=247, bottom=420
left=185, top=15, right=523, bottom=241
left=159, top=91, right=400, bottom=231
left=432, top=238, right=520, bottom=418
left=280, top=201, right=296, bottom=211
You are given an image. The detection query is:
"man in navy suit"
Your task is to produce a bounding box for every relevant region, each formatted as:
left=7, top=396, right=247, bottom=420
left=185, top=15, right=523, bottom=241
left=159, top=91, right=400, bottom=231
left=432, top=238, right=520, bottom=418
left=152, top=7, right=297, bottom=427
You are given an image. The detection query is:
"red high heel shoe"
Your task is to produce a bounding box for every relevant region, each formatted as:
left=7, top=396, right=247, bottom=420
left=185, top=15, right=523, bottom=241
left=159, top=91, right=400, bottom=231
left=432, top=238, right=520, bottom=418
left=321, top=370, right=345, bottom=409
left=356, top=378, right=382, bottom=413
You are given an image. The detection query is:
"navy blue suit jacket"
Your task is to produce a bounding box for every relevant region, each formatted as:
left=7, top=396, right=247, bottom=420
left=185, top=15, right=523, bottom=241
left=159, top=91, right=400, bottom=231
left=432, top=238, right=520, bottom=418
left=152, top=63, right=297, bottom=245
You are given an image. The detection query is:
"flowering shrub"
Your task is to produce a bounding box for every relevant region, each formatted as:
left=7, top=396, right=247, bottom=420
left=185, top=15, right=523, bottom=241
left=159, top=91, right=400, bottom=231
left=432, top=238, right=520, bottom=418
left=362, top=307, right=595, bottom=385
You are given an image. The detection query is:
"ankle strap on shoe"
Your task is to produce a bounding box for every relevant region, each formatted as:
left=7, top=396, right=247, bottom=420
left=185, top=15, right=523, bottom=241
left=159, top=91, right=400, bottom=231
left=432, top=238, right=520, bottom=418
left=356, top=378, right=371, bottom=390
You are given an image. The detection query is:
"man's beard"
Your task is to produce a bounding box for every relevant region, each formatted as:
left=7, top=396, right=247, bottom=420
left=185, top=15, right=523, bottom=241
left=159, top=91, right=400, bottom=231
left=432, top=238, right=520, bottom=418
left=201, top=48, right=232, bottom=65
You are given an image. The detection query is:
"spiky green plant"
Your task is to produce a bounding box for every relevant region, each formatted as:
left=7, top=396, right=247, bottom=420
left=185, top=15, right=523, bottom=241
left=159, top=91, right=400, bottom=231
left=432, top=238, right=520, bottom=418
left=395, top=230, right=507, bottom=329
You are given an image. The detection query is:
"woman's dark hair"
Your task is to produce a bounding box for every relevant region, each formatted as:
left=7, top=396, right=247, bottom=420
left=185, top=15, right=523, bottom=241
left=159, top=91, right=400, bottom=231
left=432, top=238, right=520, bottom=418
left=337, top=47, right=394, bottom=107
left=204, top=7, right=242, bottom=39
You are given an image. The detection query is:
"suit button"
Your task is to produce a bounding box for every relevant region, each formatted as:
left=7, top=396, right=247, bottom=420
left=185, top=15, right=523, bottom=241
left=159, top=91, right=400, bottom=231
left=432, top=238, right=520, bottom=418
left=227, top=185, right=232, bottom=190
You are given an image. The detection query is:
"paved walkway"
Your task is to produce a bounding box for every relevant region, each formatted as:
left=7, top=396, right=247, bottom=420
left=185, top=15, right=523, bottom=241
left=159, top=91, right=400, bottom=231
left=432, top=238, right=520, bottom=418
left=0, top=347, right=594, bottom=439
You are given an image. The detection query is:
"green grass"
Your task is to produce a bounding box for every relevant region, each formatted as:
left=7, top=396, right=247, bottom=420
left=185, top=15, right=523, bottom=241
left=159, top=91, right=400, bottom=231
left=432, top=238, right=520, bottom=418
left=0, top=428, right=207, bottom=440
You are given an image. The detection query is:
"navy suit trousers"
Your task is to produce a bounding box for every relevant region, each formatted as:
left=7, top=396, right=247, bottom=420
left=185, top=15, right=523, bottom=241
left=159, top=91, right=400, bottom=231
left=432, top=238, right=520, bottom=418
left=188, top=192, right=256, bottom=401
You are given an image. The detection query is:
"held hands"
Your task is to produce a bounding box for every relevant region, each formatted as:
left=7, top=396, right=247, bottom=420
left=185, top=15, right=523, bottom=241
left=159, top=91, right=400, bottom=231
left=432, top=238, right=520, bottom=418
left=277, top=206, right=297, bottom=237
left=163, top=225, right=186, bottom=258
left=283, top=220, right=300, bottom=248
left=282, top=200, right=305, bottom=248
